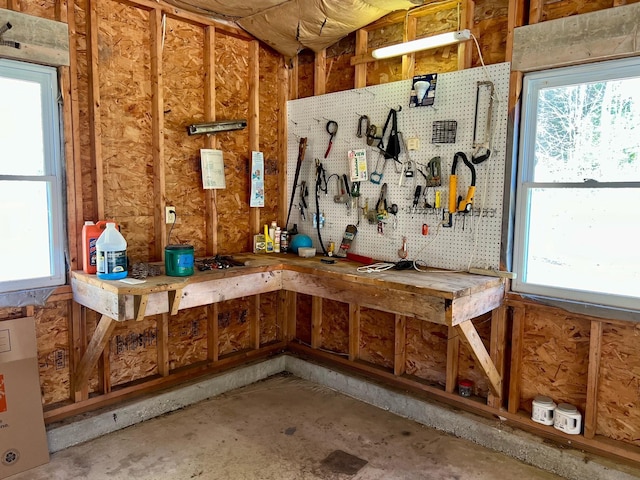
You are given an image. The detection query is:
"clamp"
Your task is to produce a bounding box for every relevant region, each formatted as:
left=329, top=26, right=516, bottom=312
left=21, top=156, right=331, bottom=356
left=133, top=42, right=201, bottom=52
left=444, top=152, right=476, bottom=227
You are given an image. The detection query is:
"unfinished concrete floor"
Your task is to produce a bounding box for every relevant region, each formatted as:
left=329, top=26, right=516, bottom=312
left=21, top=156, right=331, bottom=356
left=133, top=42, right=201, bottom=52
left=16, top=374, right=567, bottom=480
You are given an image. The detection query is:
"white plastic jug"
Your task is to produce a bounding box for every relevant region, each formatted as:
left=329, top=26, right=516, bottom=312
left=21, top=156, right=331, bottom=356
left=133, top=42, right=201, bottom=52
left=553, top=403, right=582, bottom=434
left=531, top=395, right=556, bottom=426
left=96, top=222, right=128, bottom=280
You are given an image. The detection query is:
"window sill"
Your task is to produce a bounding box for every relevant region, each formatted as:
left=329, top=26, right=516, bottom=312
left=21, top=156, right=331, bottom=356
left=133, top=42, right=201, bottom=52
left=506, top=292, right=640, bottom=324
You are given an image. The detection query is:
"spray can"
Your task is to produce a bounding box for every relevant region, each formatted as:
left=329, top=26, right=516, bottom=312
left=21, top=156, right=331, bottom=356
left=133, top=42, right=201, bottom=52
left=280, top=230, right=289, bottom=253
left=96, top=222, right=128, bottom=280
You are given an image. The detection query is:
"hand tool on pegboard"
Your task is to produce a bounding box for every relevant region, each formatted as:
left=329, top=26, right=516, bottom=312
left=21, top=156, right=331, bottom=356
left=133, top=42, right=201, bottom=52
left=286, top=137, right=307, bottom=230
left=324, top=120, right=338, bottom=158
left=472, top=81, right=495, bottom=165
left=444, top=151, right=476, bottom=229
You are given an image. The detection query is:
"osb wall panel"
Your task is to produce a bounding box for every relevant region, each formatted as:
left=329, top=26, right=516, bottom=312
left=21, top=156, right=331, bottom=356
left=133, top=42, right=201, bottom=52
left=215, top=34, right=251, bottom=253
left=414, top=49, right=458, bottom=76
left=163, top=18, right=207, bottom=256
left=296, top=292, right=312, bottom=345
left=458, top=313, right=492, bottom=398
left=19, top=0, right=56, bottom=20
left=519, top=308, right=590, bottom=414
left=109, top=316, right=158, bottom=386
left=326, top=32, right=356, bottom=94
left=36, top=301, right=70, bottom=405
left=98, top=0, right=153, bottom=217
left=0, top=307, right=27, bottom=320
left=405, top=318, right=448, bottom=388
left=319, top=298, right=349, bottom=354
left=297, top=50, right=315, bottom=99
left=260, top=291, right=281, bottom=345
left=168, top=307, right=208, bottom=370
left=359, top=307, right=394, bottom=370
left=218, top=297, right=252, bottom=356
left=259, top=45, right=280, bottom=227
left=473, top=17, right=507, bottom=67
left=366, top=23, right=403, bottom=87
left=596, top=322, right=640, bottom=447
left=542, top=0, right=613, bottom=22
left=119, top=216, right=155, bottom=263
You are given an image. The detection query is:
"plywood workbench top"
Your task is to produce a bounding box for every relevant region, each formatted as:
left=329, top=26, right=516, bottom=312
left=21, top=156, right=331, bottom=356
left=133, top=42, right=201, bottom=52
left=71, top=253, right=504, bottom=301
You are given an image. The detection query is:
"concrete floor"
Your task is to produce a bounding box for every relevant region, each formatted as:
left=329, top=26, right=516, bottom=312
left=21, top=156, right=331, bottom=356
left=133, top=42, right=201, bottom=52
left=14, top=374, right=566, bottom=480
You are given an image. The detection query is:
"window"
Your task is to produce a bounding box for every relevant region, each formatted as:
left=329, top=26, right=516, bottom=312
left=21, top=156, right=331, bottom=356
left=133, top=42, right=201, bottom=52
left=0, top=59, right=65, bottom=293
left=513, top=57, right=640, bottom=311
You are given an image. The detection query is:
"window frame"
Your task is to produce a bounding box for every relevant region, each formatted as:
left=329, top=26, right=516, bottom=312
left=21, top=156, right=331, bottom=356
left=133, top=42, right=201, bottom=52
left=512, top=56, right=640, bottom=312
left=0, top=58, right=66, bottom=293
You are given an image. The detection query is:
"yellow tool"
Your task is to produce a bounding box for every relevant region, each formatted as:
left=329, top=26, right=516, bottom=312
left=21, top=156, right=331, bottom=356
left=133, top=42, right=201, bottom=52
left=445, top=152, right=476, bottom=227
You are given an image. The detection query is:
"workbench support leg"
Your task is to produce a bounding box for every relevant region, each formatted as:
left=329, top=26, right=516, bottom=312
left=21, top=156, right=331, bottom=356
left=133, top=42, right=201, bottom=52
left=445, top=326, right=460, bottom=393
left=488, top=306, right=508, bottom=409
left=252, top=295, right=261, bottom=350
left=456, top=320, right=502, bottom=397
left=70, top=302, right=89, bottom=401
left=311, top=296, right=322, bottom=349
left=349, top=304, right=360, bottom=361
left=157, top=313, right=170, bottom=376
left=74, top=314, right=118, bottom=390
left=394, top=314, right=406, bottom=376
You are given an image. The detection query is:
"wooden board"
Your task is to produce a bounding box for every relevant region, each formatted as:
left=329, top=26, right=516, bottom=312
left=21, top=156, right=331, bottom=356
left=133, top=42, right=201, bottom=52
left=359, top=307, right=394, bottom=370
left=297, top=50, right=315, bottom=99
left=405, top=318, right=448, bottom=388
left=109, top=316, right=158, bottom=387
left=542, top=0, right=613, bottom=22
left=295, top=293, right=312, bottom=345
left=326, top=32, right=356, bottom=94
left=259, top=291, right=281, bottom=345
left=162, top=17, right=207, bottom=257
left=596, top=322, right=640, bottom=447
left=319, top=298, right=349, bottom=355
left=35, top=301, right=71, bottom=405
left=168, top=307, right=208, bottom=370
left=519, top=308, right=590, bottom=414
left=218, top=297, right=253, bottom=356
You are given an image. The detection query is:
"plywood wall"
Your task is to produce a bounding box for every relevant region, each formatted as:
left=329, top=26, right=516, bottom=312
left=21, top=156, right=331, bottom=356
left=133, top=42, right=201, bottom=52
left=359, top=308, right=394, bottom=370
left=35, top=301, right=71, bottom=405
left=320, top=299, right=349, bottom=354
left=405, top=318, right=448, bottom=387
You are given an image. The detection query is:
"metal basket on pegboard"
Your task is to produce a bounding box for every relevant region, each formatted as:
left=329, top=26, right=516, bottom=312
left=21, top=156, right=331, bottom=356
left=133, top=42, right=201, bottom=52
left=431, top=120, right=457, bottom=144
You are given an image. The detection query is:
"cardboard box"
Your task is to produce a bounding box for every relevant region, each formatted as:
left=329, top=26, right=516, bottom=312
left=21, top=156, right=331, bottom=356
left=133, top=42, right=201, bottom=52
left=0, top=317, right=49, bottom=479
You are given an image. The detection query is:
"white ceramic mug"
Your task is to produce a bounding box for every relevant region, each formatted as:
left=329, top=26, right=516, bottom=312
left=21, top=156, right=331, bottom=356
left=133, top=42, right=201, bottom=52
left=553, top=403, right=582, bottom=434
left=531, top=395, right=556, bottom=426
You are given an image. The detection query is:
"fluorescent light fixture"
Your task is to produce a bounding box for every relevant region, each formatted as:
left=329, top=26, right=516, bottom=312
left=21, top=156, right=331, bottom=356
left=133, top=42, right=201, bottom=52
left=187, top=119, right=247, bottom=136
left=371, top=29, right=471, bottom=60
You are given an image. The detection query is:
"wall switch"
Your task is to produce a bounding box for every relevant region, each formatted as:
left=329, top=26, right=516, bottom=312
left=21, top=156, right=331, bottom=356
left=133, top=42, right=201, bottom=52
left=407, top=137, right=420, bottom=150
left=166, top=206, right=176, bottom=224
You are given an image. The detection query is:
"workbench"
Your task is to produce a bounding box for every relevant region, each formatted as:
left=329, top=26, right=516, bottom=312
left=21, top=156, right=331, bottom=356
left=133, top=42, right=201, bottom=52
left=71, top=254, right=505, bottom=404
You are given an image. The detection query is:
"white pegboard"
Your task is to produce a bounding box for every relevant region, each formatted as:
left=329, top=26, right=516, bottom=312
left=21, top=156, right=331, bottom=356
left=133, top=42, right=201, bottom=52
left=286, top=63, right=510, bottom=271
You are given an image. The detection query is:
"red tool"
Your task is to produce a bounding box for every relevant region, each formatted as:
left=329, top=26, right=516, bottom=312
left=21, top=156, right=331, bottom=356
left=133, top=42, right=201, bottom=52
left=324, top=120, right=338, bottom=158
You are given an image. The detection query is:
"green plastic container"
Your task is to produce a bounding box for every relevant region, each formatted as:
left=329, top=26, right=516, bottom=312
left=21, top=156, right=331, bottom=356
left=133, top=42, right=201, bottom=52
left=165, top=244, right=194, bottom=277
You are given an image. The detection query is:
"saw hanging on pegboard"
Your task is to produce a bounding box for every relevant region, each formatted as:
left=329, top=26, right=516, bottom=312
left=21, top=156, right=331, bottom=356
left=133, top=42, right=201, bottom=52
left=472, top=81, right=495, bottom=164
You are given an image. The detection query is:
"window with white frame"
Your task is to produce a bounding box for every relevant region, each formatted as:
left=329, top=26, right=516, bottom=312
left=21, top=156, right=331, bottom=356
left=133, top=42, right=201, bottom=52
left=0, top=58, right=66, bottom=293
left=513, top=57, right=640, bottom=311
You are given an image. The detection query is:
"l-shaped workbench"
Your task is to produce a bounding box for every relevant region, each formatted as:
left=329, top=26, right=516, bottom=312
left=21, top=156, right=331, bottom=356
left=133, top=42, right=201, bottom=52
left=71, top=254, right=506, bottom=407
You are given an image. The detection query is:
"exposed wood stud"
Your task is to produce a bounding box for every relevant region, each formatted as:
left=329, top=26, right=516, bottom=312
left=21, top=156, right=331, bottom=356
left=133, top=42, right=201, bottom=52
left=7, top=0, right=21, bottom=11
left=458, top=0, right=475, bottom=70
left=278, top=56, right=289, bottom=226
left=354, top=30, right=368, bottom=88
left=311, top=296, right=323, bottom=349
left=253, top=295, right=261, bottom=350
left=445, top=326, right=460, bottom=393
left=584, top=320, right=603, bottom=439
left=394, top=314, right=406, bottom=376
left=248, top=40, right=261, bottom=235
left=401, top=16, right=417, bottom=80
left=157, top=313, right=170, bottom=376
left=207, top=304, right=219, bottom=362
left=70, top=304, right=89, bottom=401
left=204, top=26, right=217, bottom=256
left=349, top=303, right=360, bottom=361
left=288, top=56, right=299, bottom=101
left=508, top=306, right=525, bottom=414
left=150, top=9, right=166, bottom=261
left=314, top=49, right=327, bottom=95
left=87, top=0, right=104, bottom=219
left=488, top=306, right=508, bottom=408
left=529, top=0, right=543, bottom=24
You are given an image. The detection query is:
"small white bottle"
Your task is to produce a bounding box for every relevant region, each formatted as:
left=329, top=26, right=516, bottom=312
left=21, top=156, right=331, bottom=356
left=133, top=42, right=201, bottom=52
left=274, top=226, right=281, bottom=253
left=269, top=221, right=277, bottom=244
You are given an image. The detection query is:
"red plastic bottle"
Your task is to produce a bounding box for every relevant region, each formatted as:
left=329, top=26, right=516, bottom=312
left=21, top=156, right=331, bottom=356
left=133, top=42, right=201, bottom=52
left=82, top=221, right=113, bottom=274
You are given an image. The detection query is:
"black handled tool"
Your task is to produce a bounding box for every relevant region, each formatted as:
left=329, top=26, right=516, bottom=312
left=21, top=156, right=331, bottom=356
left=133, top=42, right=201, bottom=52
left=286, top=137, right=307, bottom=230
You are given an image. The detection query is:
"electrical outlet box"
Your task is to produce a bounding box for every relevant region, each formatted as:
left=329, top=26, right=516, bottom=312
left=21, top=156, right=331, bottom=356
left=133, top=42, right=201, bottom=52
left=407, top=137, right=420, bottom=150
left=166, top=206, right=176, bottom=224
